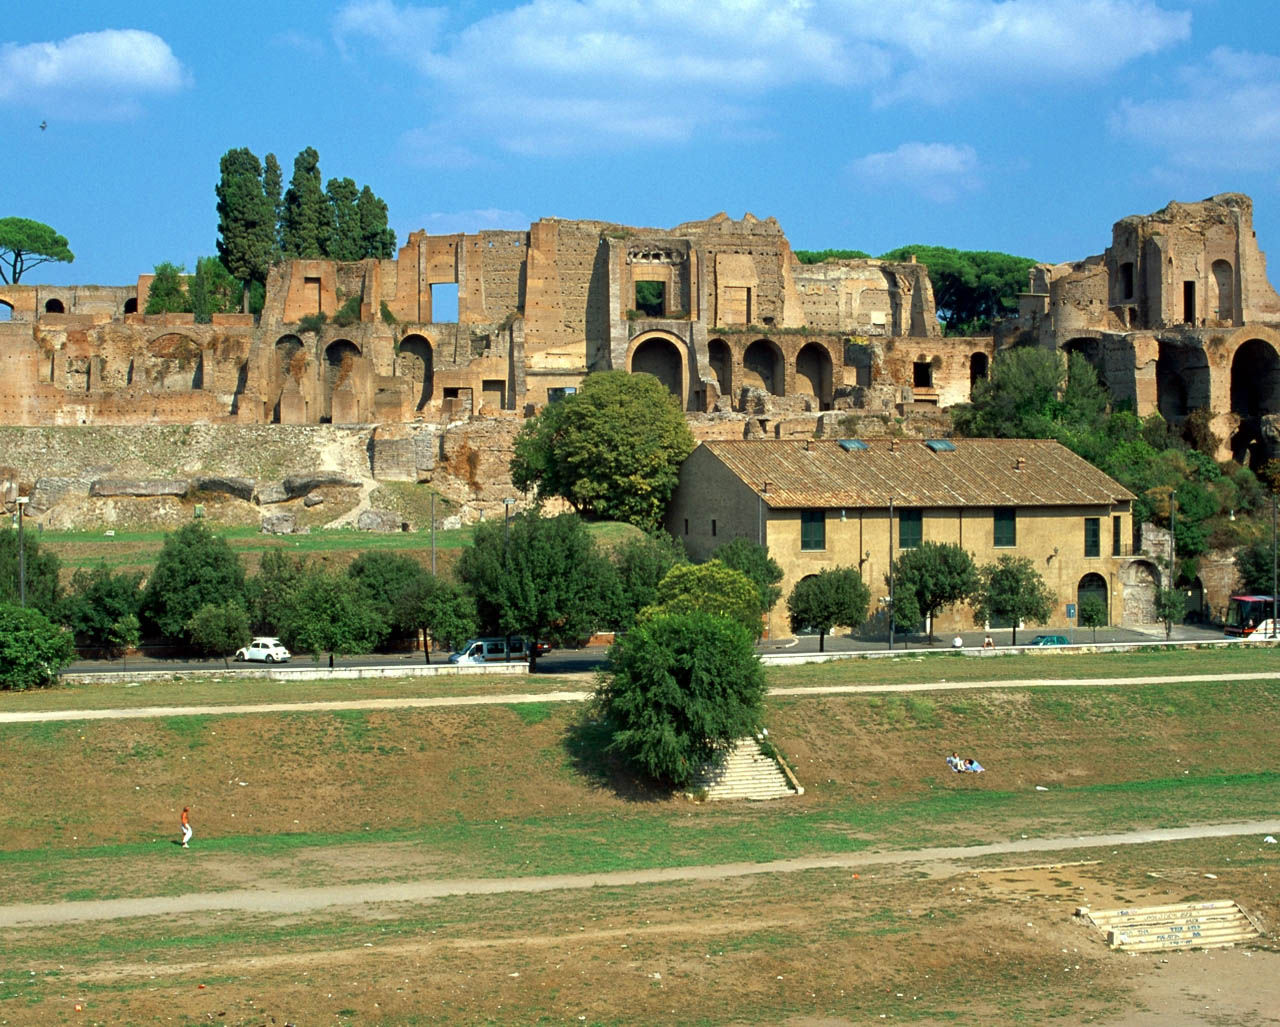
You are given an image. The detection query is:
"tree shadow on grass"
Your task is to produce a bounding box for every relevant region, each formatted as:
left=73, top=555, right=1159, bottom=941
left=563, top=713, right=674, bottom=804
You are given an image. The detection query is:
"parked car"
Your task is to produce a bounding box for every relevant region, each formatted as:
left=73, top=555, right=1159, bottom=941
left=449, top=637, right=549, bottom=664
left=234, top=637, right=292, bottom=663
left=1028, top=634, right=1069, bottom=646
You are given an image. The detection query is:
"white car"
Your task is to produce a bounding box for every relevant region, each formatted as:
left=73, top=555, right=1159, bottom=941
left=234, top=637, right=292, bottom=663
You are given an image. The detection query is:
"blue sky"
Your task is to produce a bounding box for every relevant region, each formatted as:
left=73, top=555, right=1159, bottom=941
left=5, top=1, right=1280, bottom=289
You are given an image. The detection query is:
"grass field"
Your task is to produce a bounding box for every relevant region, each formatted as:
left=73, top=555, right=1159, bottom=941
left=2, top=649, right=1278, bottom=1025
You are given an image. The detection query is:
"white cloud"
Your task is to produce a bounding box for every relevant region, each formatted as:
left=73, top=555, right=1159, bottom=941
left=414, top=208, right=531, bottom=235
left=334, top=0, right=1188, bottom=155
left=1110, top=47, right=1280, bottom=170
left=849, top=141, right=981, bottom=202
left=0, top=29, right=188, bottom=118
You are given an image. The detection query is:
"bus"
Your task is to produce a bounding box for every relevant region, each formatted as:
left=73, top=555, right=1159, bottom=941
left=1224, top=595, right=1279, bottom=637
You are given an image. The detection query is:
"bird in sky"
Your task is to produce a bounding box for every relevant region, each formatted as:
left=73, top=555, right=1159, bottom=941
left=39, top=121, right=47, bottom=131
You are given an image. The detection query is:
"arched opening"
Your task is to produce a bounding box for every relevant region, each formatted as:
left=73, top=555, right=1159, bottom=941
left=969, top=352, right=988, bottom=395
left=123, top=297, right=138, bottom=315
left=1077, top=573, right=1108, bottom=624
left=708, top=338, right=732, bottom=401
left=0, top=300, right=12, bottom=322
left=44, top=298, right=65, bottom=314
left=323, top=339, right=361, bottom=423
left=630, top=336, right=683, bottom=399
left=742, top=338, right=784, bottom=396
left=1122, top=560, right=1159, bottom=625
left=1212, top=259, right=1233, bottom=322
left=273, top=335, right=304, bottom=423
left=795, top=343, right=833, bottom=409
left=1063, top=336, right=1105, bottom=391
left=1230, top=338, right=1280, bottom=466
left=1157, top=339, right=1210, bottom=424
left=398, top=334, right=434, bottom=410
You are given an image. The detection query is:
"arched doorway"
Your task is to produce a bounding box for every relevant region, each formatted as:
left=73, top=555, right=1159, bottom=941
left=1157, top=339, right=1210, bottom=423
left=398, top=334, right=434, bottom=410
left=1212, top=260, right=1233, bottom=321
left=969, top=352, right=988, bottom=395
left=795, top=343, right=833, bottom=409
left=44, top=298, right=65, bottom=314
left=1229, top=338, right=1280, bottom=466
left=630, top=336, right=683, bottom=400
left=708, top=338, right=732, bottom=402
left=1122, top=560, right=1159, bottom=625
left=323, top=339, right=361, bottom=423
left=123, top=297, right=138, bottom=315
left=743, top=338, right=784, bottom=396
left=273, top=335, right=304, bottom=422
left=1077, top=573, right=1108, bottom=625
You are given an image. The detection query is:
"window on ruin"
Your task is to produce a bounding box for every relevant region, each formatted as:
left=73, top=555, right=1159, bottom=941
left=44, top=298, right=65, bottom=314
left=913, top=361, right=933, bottom=388
left=1084, top=517, right=1100, bottom=558
left=123, top=298, right=137, bottom=315
left=634, top=280, right=665, bottom=317
left=800, top=510, right=826, bottom=551
left=1183, top=281, right=1196, bottom=324
left=711, top=519, right=717, bottom=538
left=898, top=509, right=923, bottom=549
left=481, top=379, right=505, bottom=410
left=303, top=277, right=322, bottom=313
left=1119, top=262, right=1134, bottom=300
left=547, top=386, right=577, bottom=403
left=993, top=507, right=1016, bottom=548
left=1213, top=259, right=1233, bottom=321
left=430, top=282, right=458, bottom=323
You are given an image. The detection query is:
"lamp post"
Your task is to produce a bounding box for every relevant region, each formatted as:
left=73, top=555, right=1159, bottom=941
left=1272, top=491, right=1277, bottom=638
left=887, top=496, right=895, bottom=651
left=1168, top=488, right=1176, bottom=591
left=16, top=496, right=29, bottom=608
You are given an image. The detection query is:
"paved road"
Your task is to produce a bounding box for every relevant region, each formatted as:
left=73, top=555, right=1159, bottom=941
left=2, top=820, right=1275, bottom=928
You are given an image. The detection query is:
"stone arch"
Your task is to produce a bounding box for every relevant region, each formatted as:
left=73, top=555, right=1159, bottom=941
left=44, top=297, right=65, bottom=314
left=1212, top=259, right=1233, bottom=322
left=1156, top=340, right=1210, bottom=423
left=743, top=338, right=784, bottom=396
left=1077, top=572, right=1108, bottom=624
left=123, top=297, right=137, bottom=315
left=627, top=332, right=687, bottom=404
left=1229, top=337, right=1280, bottom=466
left=323, top=339, right=362, bottom=423
left=795, top=342, right=834, bottom=409
left=0, top=299, right=11, bottom=322
left=398, top=334, right=434, bottom=410
left=1121, top=560, right=1159, bottom=625
left=969, top=352, right=988, bottom=395
left=708, top=337, right=732, bottom=400
left=272, top=335, right=304, bottom=423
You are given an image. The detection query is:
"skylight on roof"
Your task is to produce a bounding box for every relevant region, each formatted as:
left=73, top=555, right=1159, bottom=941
left=838, top=439, right=868, bottom=451
left=925, top=439, right=956, bottom=452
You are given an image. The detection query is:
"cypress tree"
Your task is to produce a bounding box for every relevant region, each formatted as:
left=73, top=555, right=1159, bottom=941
left=282, top=147, right=329, bottom=259
left=357, top=185, right=397, bottom=259
left=214, top=147, right=274, bottom=312
left=324, top=177, right=363, bottom=261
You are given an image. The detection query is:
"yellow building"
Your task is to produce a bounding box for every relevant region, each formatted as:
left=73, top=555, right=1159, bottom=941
left=667, top=438, right=1142, bottom=639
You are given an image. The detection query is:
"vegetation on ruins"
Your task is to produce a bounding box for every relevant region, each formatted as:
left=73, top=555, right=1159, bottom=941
left=1234, top=537, right=1277, bottom=595
left=511, top=370, right=695, bottom=531
left=596, top=610, right=766, bottom=787
left=140, top=521, right=246, bottom=643
left=0, top=216, right=74, bottom=284
left=640, top=561, right=765, bottom=639
left=786, top=567, right=871, bottom=652
left=279, top=147, right=396, bottom=262
left=711, top=537, right=784, bottom=616
left=144, top=261, right=190, bottom=315
left=0, top=602, right=76, bottom=690
left=793, top=248, right=872, bottom=263
left=888, top=542, right=981, bottom=643
left=972, top=555, right=1054, bottom=645
left=0, top=527, right=62, bottom=617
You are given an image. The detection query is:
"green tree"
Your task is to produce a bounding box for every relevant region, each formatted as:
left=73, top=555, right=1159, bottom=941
left=456, top=512, right=609, bottom=667
left=109, top=612, right=141, bottom=669
left=215, top=147, right=275, bottom=311
left=712, top=537, right=783, bottom=616
left=1154, top=587, right=1186, bottom=639
left=187, top=600, right=251, bottom=668
left=793, top=248, right=872, bottom=263
left=0, top=527, right=62, bottom=616
left=973, top=555, right=1055, bottom=646
left=953, top=346, right=1064, bottom=439
left=597, top=610, right=766, bottom=787
left=263, top=152, right=284, bottom=261
left=144, top=262, right=189, bottom=315
left=189, top=256, right=241, bottom=323
left=877, top=245, right=1036, bottom=335
left=59, top=563, right=143, bottom=648
left=0, top=603, right=76, bottom=690
left=357, top=185, right=397, bottom=259
left=347, top=550, right=428, bottom=644
left=0, top=217, right=74, bottom=284
left=642, top=561, right=765, bottom=638
left=1234, top=538, right=1276, bottom=596
left=890, top=542, right=979, bottom=643
left=1077, top=594, right=1108, bottom=642
left=786, top=567, right=871, bottom=652
left=325, top=176, right=364, bottom=262
left=140, top=522, right=245, bottom=642
left=604, top=531, right=686, bottom=632
left=275, top=565, right=387, bottom=660
left=511, top=370, right=695, bottom=531
left=282, top=147, right=329, bottom=259
left=245, top=549, right=307, bottom=635
left=394, top=574, right=478, bottom=662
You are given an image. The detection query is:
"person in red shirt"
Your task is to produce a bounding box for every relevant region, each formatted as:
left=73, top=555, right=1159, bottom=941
left=180, top=806, right=192, bottom=848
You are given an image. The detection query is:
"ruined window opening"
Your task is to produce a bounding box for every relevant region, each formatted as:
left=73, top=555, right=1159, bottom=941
left=123, top=298, right=137, bottom=315
left=0, top=301, right=11, bottom=322
left=969, top=352, right=988, bottom=393
left=547, top=386, right=576, bottom=403
left=711, top=519, right=717, bottom=537
left=634, top=280, right=665, bottom=317
left=743, top=339, right=784, bottom=396
left=1212, top=259, right=1233, bottom=321
left=708, top=339, right=732, bottom=398
left=44, top=298, right=65, bottom=314
left=481, top=378, right=506, bottom=410
left=1128, top=306, right=1138, bottom=327
left=1119, top=262, right=1134, bottom=299
left=913, top=361, right=933, bottom=388
left=1182, top=281, right=1196, bottom=324
left=398, top=334, right=433, bottom=410
left=683, top=518, right=689, bottom=535
left=430, top=282, right=458, bottom=323
left=631, top=337, right=683, bottom=399
left=303, top=277, right=322, bottom=313
left=1084, top=517, right=1100, bottom=558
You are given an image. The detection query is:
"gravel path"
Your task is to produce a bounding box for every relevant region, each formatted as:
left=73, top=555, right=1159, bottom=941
left=2, top=821, right=1276, bottom=928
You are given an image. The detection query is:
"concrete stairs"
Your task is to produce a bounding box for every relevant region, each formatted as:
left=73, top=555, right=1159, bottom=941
left=689, top=737, right=802, bottom=802
left=1083, top=900, right=1262, bottom=952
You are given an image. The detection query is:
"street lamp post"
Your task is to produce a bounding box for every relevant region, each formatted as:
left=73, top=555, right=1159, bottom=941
left=1272, top=492, right=1277, bottom=638
left=887, top=497, right=895, bottom=651
left=16, top=496, right=29, bottom=608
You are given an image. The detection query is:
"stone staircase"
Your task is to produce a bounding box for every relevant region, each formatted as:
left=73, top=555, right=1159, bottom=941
left=688, top=737, right=802, bottom=802
left=1082, top=900, right=1262, bottom=952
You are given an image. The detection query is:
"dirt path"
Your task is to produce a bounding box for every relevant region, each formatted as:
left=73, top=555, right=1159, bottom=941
left=3, top=671, right=1274, bottom=725
left=3, top=820, right=1276, bottom=928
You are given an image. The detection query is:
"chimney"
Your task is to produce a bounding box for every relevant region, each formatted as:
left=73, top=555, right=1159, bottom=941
left=1015, top=456, right=1026, bottom=471
left=804, top=439, right=812, bottom=451
left=889, top=438, right=899, bottom=453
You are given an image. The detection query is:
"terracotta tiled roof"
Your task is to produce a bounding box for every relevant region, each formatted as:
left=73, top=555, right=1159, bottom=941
left=700, top=438, right=1135, bottom=509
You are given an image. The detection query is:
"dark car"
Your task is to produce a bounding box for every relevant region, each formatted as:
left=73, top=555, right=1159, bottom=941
left=1029, top=634, right=1069, bottom=646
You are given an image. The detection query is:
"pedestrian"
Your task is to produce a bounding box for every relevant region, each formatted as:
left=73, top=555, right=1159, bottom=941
left=180, top=806, right=192, bottom=848
left=983, top=634, right=994, bottom=649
